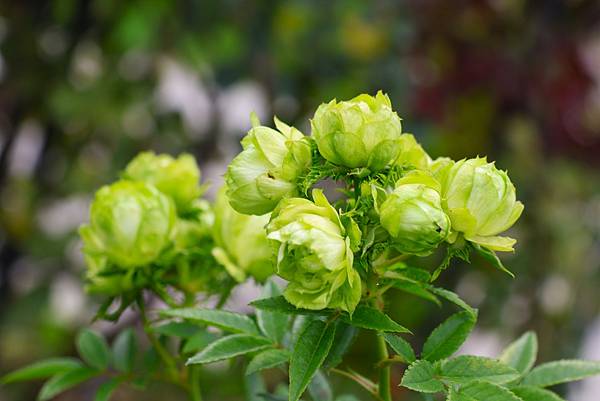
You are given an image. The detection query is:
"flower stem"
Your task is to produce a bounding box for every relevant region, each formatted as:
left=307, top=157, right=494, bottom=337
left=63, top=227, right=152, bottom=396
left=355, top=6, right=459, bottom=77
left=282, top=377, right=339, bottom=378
left=377, top=333, right=392, bottom=401
left=189, top=365, right=203, bottom=401
left=137, top=296, right=180, bottom=383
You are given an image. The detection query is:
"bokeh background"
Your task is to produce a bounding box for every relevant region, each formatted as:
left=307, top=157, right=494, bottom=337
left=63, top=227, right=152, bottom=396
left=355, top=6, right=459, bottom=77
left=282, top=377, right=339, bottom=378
left=1, top=1, right=600, bottom=400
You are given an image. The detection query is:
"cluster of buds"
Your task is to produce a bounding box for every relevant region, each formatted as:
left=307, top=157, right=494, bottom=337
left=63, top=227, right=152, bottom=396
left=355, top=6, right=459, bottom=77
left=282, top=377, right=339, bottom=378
left=225, top=91, right=523, bottom=314
left=80, top=92, right=523, bottom=315
left=79, top=152, right=274, bottom=298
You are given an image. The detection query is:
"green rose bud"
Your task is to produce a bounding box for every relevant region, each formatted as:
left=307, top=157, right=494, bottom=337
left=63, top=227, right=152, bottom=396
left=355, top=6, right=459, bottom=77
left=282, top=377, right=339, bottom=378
left=267, top=189, right=361, bottom=313
left=439, top=157, right=524, bottom=252
left=380, top=171, right=450, bottom=255
left=311, top=91, right=403, bottom=170
left=212, top=187, right=275, bottom=282
left=394, top=133, right=431, bottom=169
left=123, top=152, right=203, bottom=212
left=79, top=180, right=176, bottom=269
left=226, top=117, right=311, bottom=215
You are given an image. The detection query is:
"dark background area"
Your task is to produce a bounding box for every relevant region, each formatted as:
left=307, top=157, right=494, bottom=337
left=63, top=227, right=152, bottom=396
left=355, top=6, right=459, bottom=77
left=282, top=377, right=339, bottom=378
left=1, top=1, right=600, bottom=400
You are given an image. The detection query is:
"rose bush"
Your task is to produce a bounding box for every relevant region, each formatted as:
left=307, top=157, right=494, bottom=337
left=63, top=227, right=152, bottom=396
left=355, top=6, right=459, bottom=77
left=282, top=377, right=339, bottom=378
left=8, top=93, right=598, bottom=401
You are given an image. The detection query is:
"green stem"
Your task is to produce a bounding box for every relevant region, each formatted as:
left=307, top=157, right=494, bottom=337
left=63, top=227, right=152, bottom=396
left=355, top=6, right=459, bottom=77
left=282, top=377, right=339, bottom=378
left=377, top=333, right=392, bottom=401
left=137, top=296, right=180, bottom=383
left=189, top=365, right=203, bottom=401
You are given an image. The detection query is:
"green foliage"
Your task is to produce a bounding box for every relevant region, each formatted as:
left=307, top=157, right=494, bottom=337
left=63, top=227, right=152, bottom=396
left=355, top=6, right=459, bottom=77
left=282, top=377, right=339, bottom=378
left=160, top=308, right=261, bottom=335
left=447, top=381, right=522, bottom=401
left=152, top=322, right=200, bottom=338
left=187, top=334, right=273, bottom=364
left=94, top=378, right=124, bottom=401
left=183, top=331, right=220, bottom=354
left=400, top=360, right=445, bottom=393
left=250, top=296, right=327, bottom=316
left=38, top=367, right=99, bottom=401
left=256, top=280, right=290, bottom=343
left=421, top=312, right=476, bottom=361
left=289, top=320, right=336, bottom=401
left=1, top=358, right=82, bottom=384
left=246, top=349, right=291, bottom=375
left=382, top=333, right=416, bottom=363
left=76, top=329, right=110, bottom=370
left=341, top=305, right=410, bottom=333
left=112, top=328, right=137, bottom=373
left=499, top=332, right=538, bottom=375
left=510, top=386, right=565, bottom=401
left=438, top=356, right=519, bottom=385
left=323, top=322, right=358, bottom=369
left=521, top=360, right=600, bottom=387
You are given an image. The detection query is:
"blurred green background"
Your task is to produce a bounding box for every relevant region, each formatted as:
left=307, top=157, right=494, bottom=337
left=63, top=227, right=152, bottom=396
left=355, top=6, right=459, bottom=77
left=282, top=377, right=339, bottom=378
left=1, top=1, right=600, bottom=400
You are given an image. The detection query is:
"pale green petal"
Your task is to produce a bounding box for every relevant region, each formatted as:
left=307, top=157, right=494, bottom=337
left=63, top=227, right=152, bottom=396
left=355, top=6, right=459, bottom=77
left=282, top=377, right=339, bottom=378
left=466, top=235, right=517, bottom=252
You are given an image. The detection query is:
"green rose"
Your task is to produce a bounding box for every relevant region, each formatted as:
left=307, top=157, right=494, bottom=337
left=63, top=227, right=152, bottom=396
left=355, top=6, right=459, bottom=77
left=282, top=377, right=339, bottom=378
left=226, top=117, right=311, bottom=215
left=394, top=133, right=431, bottom=169
left=79, top=180, right=176, bottom=269
left=123, top=152, right=203, bottom=213
left=439, top=157, right=524, bottom=252
left=380, top=171, right=450, bottom=255
left=266, top=189, right=361, bottom=313
left=311, top=91, right=403, bottom=170
left=212, top=187, right=275, bottom=283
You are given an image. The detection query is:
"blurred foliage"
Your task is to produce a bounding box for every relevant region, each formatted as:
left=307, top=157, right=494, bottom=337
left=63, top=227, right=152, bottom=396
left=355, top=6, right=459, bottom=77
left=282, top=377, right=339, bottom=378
left=1, top=1, right=600, bottom=400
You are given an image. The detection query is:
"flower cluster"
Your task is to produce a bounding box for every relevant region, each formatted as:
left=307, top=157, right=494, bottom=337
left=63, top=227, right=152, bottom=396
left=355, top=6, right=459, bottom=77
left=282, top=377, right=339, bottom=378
left=226, top=92, right=523, bottom=314
left=79, top=92, right=523, bottom=315
left=79, top=152, right=274, bottom=300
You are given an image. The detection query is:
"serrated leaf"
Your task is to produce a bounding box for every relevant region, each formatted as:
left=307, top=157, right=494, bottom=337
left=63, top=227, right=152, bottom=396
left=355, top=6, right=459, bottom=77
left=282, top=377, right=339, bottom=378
left=187, top=334, right=273, bottom=365
left=112, top=329, right=136, bottom=373
left=521, top=360, right=600, bottom=387
left=152, top=322, right=199, bottom=338
left=1, top=358, right=82, bottom=384
left=289, top=320, right=336, bottom=401
left=257, top=280, right=289, bottom=343
left=448, top=380, right=523, bottom=401
left=95, top=377, right=123, bottom=401
left=76, top=329, right=110, bottom=370
left=383, top=333, right=415, bottom=363
left=471, top=244, right=514, bottom=278
left=341, top=305, right=411, bottom=333
left=422, top=311, right=475, bottom=361
left=246, top=349, right=290, bottom=375
left=251, top=296, right=328, bottom=316
left=426, top=286, right=477, bottom=317
left=160, top=308, right=260, bottom=336
left=38, top=367, right=98, bottom=401
left=308, top=370, right=333, bottom=401
left=183, top=331, right=220, bottom=354
left=323, top=322, right=358, bottom=369
left=391, top=280, right=441, bottom=306
left=439, top=356, right=520, bottom=385
left=500, top=332, right=538, bottom=375
left=510, top=386, right=564, bottom=401
left=400, top=359, right=445, bottom=393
